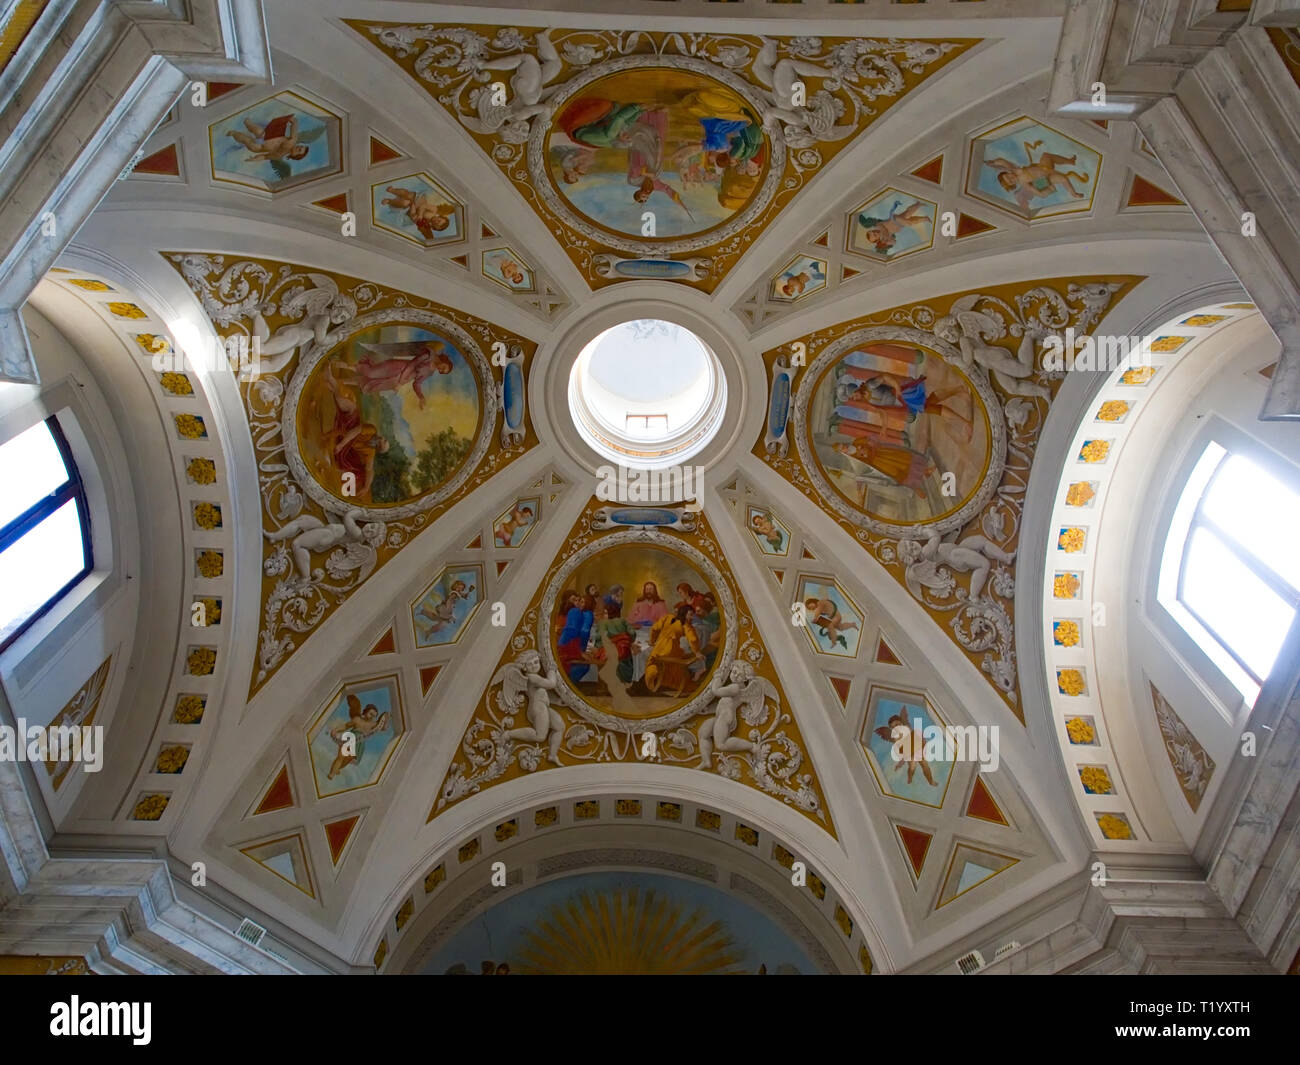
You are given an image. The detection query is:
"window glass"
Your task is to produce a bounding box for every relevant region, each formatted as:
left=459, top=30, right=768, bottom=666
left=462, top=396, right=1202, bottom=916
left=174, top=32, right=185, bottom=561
left=1201, top=454, right=1300, bottom=590
left=1181, top=527, right=1292, bottom=679
left=1159, top=442, right=1299, bottom=701
left=0, top=419, right=69, bottom=528
left=0, top=415, right=92, bottom=649
left=0, top=500, right=86, bottom=641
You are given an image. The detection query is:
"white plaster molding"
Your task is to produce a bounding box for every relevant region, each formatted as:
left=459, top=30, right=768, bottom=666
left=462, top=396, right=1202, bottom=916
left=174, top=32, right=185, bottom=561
left=0, top=0, right=271, bottom=384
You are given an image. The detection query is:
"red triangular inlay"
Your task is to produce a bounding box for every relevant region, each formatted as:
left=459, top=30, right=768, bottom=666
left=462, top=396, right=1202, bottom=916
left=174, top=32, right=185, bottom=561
left=910, top=155, right=944, bottom=185
left=496, top=561, right=509, bottom=576
left=419, top=665, right=442, bottom=696
left=966, top=776, right=1008, bottom=826
left=450, top=255, right=468, bottom=268
left=828, top=676, right=851, bottom=707
left=812, top=230, right=829, bottom=247
left=801, top=547, right=816, bottom=560
left=956, top=213, right=996, bottom=239
left=254, top=765, right=293, bottom=815
left=874, top=636, right=902, bottom=665
left=897, top=825, right=933, bottom=877
left=481, top=224, right=497, bottom=239
left=368, top=627, right=396, bottom=656
left=324, top=815, right=360, bottom=866
left=369, top=136, right=402, bottom=165
left=312, top=193, right=349, bottom=214
left=465, top=534, right=483, bottom=549
left=771, top=569, right=785, bottom=583
left=1090, top=118, right=1109, bottom=130
left=133, top=143, right=180, bottom=177
left=207, top=82, right=244, bottom=102
left=840, top=265, right=861, bottom=281
left=1128, top=174, right=1183, bottom=207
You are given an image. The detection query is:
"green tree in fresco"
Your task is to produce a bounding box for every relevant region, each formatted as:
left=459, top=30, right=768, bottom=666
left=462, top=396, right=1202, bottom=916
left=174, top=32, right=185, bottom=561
left=411, top=427, right=471, bottom=493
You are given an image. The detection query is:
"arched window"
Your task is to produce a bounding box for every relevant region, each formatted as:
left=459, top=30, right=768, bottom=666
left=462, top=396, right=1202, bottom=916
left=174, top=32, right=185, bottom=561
left=0, top=414, right=93, bottom=650
left=1157, top=440, right=1300, bottom=704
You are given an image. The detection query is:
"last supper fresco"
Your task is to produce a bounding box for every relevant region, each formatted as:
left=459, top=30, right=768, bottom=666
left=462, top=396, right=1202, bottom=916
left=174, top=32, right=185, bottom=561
left=546, top=68, right=769, bottom=241
left=551, top=543, right=725, bottom=720
left=295, top=323, right=481, bottom=507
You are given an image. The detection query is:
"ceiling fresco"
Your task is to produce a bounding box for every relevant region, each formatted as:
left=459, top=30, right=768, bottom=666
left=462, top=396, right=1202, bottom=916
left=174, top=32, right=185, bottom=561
left=348, top=23, right=980, bottom=292
left=423, top=870, right=819, bottom=974
left=209, top=465, right=575, bottom=913
left=732, top=84, right=1194, bottom=332
left=436, top=500, right=833, bottom=831
left=119, top=72, right=574, bottom=320
left=170, top=254, right=539, bottom=697
left=18, top=0, right=1266, bottom=975
left=712, top=473, right=1056, bottom=915
left=756, top=274, right=1142, bottom=717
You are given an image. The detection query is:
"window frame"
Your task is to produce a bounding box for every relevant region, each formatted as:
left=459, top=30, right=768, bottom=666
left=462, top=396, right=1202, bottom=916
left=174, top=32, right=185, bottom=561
left=0, top=415, right=94, bottom=652
left=1151, top=417, right=1300, bottom=708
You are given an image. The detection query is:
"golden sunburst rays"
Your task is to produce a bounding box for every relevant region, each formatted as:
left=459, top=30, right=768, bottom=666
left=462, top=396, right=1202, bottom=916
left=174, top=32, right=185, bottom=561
left=512, top=887, right=747, bottom=974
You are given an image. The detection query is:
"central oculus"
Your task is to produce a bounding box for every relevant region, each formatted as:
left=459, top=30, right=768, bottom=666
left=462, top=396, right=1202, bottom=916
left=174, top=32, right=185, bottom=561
left=569, top=318, right=726, bottom=468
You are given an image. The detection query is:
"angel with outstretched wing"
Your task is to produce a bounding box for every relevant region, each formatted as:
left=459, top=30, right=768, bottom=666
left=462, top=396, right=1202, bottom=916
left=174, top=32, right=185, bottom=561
left=496, top=651, right=565, bottom=765
left=698, top=661, right=777, bottom=767
left=873, top=712, right=937, bottom=786
left=326, top=692, right=391, bottom=779
left=226, top=113, right=326, bottom=181
left=333, top=339, right=453, bottom=408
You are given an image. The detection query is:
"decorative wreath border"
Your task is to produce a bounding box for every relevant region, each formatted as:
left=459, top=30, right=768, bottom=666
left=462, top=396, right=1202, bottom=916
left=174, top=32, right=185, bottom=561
left=527, top=54, right=786, bottom=258
left=537, top=526, right=738, bottom=733
left=792, top=325, right=1008, bottom=540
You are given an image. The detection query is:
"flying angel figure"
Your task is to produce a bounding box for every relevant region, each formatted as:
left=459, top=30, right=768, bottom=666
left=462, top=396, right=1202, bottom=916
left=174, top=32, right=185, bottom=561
left=334, top=339, right=454, bottom=408
left=873, top=713, right=937, bottom=786
left=326, top=692, right=392, bottom=779
left=225, top=113, right=327, bottom=182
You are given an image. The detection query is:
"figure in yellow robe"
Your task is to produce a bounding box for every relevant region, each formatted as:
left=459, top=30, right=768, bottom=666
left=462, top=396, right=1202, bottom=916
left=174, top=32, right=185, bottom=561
left=643, top=605, right=704, bottom=694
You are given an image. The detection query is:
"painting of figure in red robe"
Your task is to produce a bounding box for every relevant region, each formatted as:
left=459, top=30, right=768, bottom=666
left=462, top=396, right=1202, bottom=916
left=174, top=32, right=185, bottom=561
left=296, top=323, right=481, bottom=507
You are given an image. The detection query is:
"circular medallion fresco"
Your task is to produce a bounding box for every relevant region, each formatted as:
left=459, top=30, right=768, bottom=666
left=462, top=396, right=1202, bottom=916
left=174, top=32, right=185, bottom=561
left=542, top=534, right=733, bottom=730
left=799, top=331, right=1003, bottom=536
left=536, top=58, right=778, bottom=252
left=285, top=310, right=493, bottom=519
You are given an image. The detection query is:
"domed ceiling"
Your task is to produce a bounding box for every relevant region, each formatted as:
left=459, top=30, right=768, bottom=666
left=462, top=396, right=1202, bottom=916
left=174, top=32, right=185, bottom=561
left=39, top=0, right=1247, bottom=973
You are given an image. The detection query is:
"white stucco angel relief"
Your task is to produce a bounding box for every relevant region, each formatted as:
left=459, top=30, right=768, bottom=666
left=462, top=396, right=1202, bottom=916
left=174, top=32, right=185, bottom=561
left=932, top=294, right=1050, bottom=400
left=251, top=273, right=358, bottom=376
left=496, top=650, right=565, bottom=765
left=899, top=531, right=1017, bottom=603
left=264, top=508, right=385, bottom=584
left=698, top=661, right=778, bottom=767
left=464, top=29, right=563, bottom=139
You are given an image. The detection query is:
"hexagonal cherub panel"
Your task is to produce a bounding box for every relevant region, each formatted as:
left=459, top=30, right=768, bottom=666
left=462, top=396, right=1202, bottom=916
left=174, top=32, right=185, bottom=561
left=745, top=504, right=791, bottom=557
left=482, top=247, right=537, bottom=294
left=306, top=674, right=405, bottom=799
left=209, top=90, right=343, bottom=194
left=371, top=173, right=466, bottom=247
left=796, top=575, right=865, bottom=658
left=846, top=187, right=937, bottom=262
left=411, top=564, right=484, bottom=648
left=965, top=116, right=1101, bottom=221
left=858, top=686, right=955, bottom=810
left=770, top=254, right=828, bottom=303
